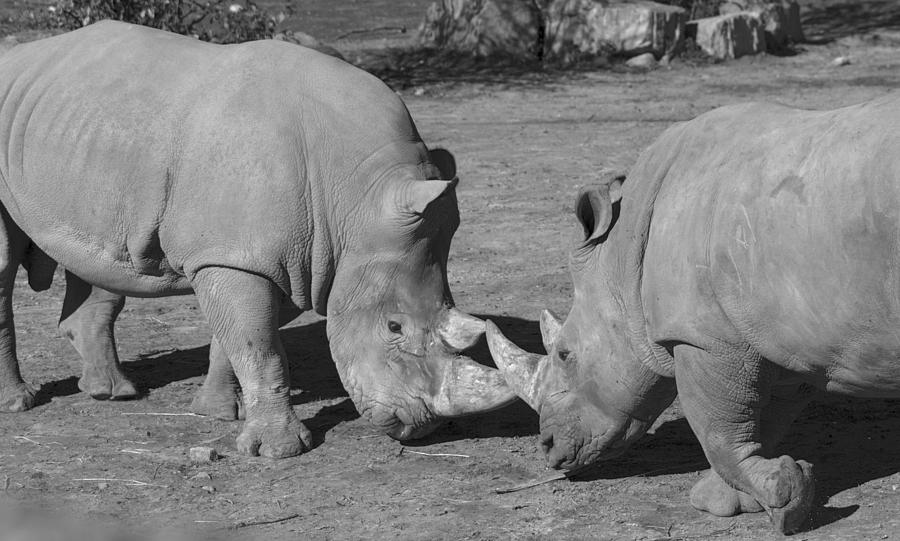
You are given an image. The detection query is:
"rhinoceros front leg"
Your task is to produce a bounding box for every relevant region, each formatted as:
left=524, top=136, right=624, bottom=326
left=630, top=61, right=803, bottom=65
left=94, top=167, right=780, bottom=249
left=674, top=345, right=815, bottom=534
left=0, top=220, right=34, bottom=412
left=191, top=267, right=311, bottom=458
left=689, top=380, right=820, bottom=518
left=190, top=336, right=244, bottom=420
left=58, top=271, right=138, bottom=400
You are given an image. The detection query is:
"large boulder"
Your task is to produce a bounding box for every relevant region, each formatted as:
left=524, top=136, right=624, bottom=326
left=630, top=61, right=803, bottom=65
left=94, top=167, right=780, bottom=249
left=687, top=11, right=765, bottom=59
left=719, top=0, right=803, bottom=49
left=543, top=0, right=687, bottom=63
left=418, top=0, right=543, bottom=59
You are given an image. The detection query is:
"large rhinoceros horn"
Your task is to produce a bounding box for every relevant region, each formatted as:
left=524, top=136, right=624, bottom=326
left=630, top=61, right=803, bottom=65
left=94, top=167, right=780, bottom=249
left=485, top=320, right=548, bottom=411
left=437, top=308, right=486, bottom=352
left=431, top=355, right=517, bottom=417
left=539, top=309, right=562, bottom=354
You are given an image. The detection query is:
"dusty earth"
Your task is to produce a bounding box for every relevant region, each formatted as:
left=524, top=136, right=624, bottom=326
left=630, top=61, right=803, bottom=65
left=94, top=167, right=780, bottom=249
left=2, top=1, right=900, bottom=540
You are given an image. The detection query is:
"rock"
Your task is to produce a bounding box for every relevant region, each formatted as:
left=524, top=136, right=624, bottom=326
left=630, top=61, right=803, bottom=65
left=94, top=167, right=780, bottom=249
left=719, top=0, right=803, bottom=49
left=418, top=0, right=543, bottom=60
left=687, top=12, right=765, bottom=60
left=543, top=0, right=687, bottom=64
left=189, top=446, right=219, bottom=463
left=831, top=55, right=851, bottom=66
left=626, top=51, right=657, bottom=68
left=190, top=471, right=212, bottom=481
left=273, top=31, right=346, bottom=61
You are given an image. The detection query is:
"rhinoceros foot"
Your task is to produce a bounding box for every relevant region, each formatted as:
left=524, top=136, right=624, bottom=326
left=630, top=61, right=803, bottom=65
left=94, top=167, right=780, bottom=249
left=766, top=458, right=815, bottom=534
left=0, top=383, right=36, bottom=412
left=78, top=365, right=138, bottom=400
left=690, top=469, right=764, bottom=516
left=190, top=386, right=245, bottom=421
left=236, top=413, right=312, bottom=458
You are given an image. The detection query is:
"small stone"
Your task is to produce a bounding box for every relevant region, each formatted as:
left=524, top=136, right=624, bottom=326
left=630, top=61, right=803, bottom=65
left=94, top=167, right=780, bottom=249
left=190, top=471, right=212, bottom=481
left=201, top=485, right=216, bottom=493
left=831, top=56, right=851, bottom=66
left=626, top=52, right=658, bottom=69
left=189, top=446, right=219, bottom=463
left=413, top=87, right=426, bottom=96
left=97, top=482, right=108, bottom=490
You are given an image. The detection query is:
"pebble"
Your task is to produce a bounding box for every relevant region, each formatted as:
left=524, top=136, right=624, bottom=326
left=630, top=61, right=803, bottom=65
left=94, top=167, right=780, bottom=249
left=189, top=446, right=219, bottom=463
left=626, top=53, right=658, bottom=69
left=831, top=56, right=851, bottom=66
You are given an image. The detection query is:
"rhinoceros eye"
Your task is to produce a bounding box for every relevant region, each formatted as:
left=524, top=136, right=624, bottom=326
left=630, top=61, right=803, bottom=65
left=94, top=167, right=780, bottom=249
left=387, top=320, right=403, bottom=334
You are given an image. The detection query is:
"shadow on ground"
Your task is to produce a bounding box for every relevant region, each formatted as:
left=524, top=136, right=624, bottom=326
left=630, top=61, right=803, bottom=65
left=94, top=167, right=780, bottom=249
left=567, top=394, right=900, bottom=532
left=61, top=314, right=544, bottom=443
left=34, top=312, right=900, bottom=532
left=803, top=0, right=900, bottom=41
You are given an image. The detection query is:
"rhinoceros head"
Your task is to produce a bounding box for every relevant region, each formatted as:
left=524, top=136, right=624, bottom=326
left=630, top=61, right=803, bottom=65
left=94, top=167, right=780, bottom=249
left=326, top=149, right=516, bottom=440
left=487, top=175, right=675, bottom=469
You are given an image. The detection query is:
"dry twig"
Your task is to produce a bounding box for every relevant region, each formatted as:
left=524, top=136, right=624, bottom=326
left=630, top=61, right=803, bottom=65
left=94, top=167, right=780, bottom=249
left=494, top=470, right=569, bottom=494
left=336, top=25, right=406, bottom=40
left=198, top=433, right=229, bottom=445
left=229, top=513, right=301, bottom=529
left=13, top=435, right=62, bottom=446
left=73, top=477, right=167, bottom=488
left=400, top=448, right=471, bottom=458
left=122, top=412, right=201, bottom=417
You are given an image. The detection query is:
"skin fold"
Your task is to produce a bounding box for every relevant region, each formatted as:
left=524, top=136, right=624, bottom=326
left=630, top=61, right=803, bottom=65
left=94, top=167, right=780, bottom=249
left=0, top=21, right=515, bottom=458
left=488, top=94, right=900, bottom=533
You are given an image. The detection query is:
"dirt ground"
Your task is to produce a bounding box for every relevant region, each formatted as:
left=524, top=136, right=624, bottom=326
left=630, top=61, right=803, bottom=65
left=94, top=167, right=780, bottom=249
left=2, top=1, right=900, bottom=540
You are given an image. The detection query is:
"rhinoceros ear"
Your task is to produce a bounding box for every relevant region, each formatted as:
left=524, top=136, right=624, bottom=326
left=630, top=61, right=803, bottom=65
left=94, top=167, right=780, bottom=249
left=404, top=178, right=459, bottom=215
left=428, top=148, right=457, bottom=180
left=575, top=174, right=624, bottom=243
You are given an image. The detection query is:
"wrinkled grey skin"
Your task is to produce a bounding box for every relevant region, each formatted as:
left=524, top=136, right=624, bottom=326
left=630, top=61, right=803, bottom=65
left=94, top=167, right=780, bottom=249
left=0, top=21, right=515, bottom=457
left=488, top=95, right=900, bottom=533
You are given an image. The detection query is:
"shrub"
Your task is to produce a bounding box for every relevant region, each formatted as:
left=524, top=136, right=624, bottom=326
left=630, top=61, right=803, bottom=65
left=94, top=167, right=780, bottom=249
left=44, top=0, right=289, bottom=43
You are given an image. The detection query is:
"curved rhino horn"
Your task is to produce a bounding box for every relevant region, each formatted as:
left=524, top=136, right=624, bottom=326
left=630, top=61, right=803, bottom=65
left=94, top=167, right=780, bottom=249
left=485, top=320, right=548, bottom=411
left=431, top=355, right=517, bottom=417
left=539, top=309, right=562, bottom=354
left=437, top=308, right=485, bottom=352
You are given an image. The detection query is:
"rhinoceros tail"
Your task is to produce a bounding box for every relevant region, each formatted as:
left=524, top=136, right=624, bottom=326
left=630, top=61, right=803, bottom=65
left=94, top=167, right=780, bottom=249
left=22, top=242, right=57, bottom=292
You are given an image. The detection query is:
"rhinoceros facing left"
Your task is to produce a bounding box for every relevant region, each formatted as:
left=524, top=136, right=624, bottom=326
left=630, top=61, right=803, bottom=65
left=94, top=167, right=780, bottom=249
left=488, top=94, right=900, bottom=533
left=0, top=21, right=515, bottom=457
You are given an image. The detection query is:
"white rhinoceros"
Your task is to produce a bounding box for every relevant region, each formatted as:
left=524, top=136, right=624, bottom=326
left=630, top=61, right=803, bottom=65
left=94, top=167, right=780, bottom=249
left=0, top=21, right=516, bottom=458
left=487, top=94, right=900, bottom=533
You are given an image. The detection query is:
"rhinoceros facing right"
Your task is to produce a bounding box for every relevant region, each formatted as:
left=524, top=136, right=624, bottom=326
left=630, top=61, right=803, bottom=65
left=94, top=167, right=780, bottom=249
left=0, top=21, right=516, bottom=458
left=488, top=94, right=900, bottom=533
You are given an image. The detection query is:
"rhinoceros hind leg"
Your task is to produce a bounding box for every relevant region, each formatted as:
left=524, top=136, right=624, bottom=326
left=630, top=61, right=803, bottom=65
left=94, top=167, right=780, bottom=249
left=190, top=336, right=245, bottom=421
left=192, top=267, right=311, bottom=458
left=674, top=345, right=816, bottom=534
left=59, top=272, right=138, bottom=400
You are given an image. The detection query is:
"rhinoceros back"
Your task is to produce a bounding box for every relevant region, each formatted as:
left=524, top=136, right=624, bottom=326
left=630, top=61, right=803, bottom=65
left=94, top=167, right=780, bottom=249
left=0, top=21, right=424, bottom=302
left=639, top=95, right=900, bottom=395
